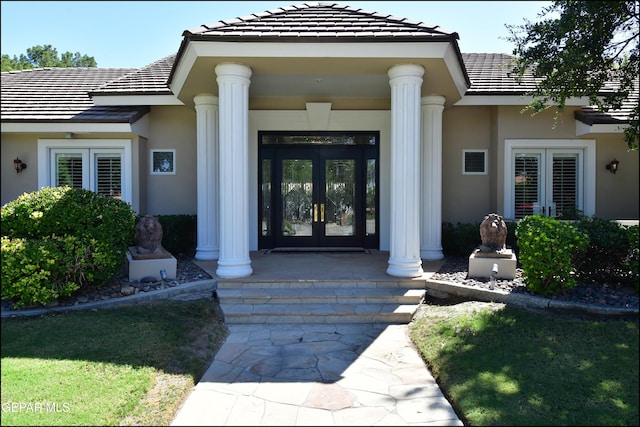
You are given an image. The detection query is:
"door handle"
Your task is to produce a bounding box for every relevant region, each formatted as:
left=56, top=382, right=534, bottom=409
left=321, top=203, right=325, bottom=222
left=313, top=204, right=318, bottom=222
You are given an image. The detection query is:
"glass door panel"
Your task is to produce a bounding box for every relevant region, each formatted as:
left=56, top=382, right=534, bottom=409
left=258, top=133, right=379, bottom=249
left=324, top=159, right=355, bottom=237
left=281, top=159, right=313, bottom=237
left=365, top=158, right=376, bottom=237
left=261, top=159, right=272, bottom=237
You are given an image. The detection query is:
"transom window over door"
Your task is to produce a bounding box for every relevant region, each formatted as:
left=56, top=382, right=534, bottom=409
left=504, top=140, right=595, bottom=220
left=37, top=139, right=132, bottom=204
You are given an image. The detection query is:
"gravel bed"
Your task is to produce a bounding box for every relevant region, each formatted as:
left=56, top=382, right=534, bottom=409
left=431, top=256, right=639, bottom=309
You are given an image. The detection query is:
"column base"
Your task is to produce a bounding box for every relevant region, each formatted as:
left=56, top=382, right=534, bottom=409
left=386, top=257, right=424, bottom=278
left=216, top=258, right=253, bottom=279
left=195, top=247, right=219, bottom=261
left=421, top=248, right=444, bottom=261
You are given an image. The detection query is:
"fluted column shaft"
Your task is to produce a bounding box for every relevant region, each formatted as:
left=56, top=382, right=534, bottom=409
left=194, top=94, right=219, bottom=261
left=215, top=63, right=253, bottom=278
left=421, top=95, right=446, bottom=260
left=387, top=64, right=425, bottom=278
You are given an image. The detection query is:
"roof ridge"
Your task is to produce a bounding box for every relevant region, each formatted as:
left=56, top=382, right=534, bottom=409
left=1, top=66, right=136, bottom=74
left=186, top=1, right=457, bottom=38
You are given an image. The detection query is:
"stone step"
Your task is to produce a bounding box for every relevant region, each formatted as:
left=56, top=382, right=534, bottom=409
left=216, top=279, right=425, bottom=289
left=215, top=278, right=426, bottom=324
left=216, top=287, right=424, bottom=305
left=218, top=302, right=419, bottom=324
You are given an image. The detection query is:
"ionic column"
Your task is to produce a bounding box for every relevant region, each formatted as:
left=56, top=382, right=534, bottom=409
left=194, top=94, right=219, bottom=261
left=420, top=95, right=446, bottom=260
left=387, top=64, right=425, bottom=278
left=215, top=63, right=253, bottom=278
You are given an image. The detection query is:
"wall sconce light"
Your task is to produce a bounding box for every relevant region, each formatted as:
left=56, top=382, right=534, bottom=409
left=605, top=158, right=619, bottom=174
left=13, top=157, right=27, bottom=173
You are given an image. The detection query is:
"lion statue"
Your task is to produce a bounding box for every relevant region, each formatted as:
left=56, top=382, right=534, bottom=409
left=478, top=213, right=507, bottom=253
left=133, top=215, right=163, bottom=254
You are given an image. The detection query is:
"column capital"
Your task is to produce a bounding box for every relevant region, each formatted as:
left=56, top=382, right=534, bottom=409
left=194, top=93, right=218, bottom=106
left=388, top=63, right=425, bottom=80
left=421, top=95, right=446, bottom=107
left=215, top=62, right=252, bottom=79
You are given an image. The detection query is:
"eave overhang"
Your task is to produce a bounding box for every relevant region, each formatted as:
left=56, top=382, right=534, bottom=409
left=169, top=39, right=470, bottom=109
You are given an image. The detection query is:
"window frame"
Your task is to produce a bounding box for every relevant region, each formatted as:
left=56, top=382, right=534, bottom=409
left=504, top=139, right=595, bottom=220
left=37, top=139, right=132, bottom=204
left=462, top=149, right=488, bottom=175
left=150, top=149, right=176, bottom=175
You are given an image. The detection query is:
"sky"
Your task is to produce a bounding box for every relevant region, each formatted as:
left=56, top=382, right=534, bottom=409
left=1, top=1, right=551, bottom=69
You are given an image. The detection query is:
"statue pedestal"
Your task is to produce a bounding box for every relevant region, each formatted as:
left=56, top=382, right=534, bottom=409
left=126, top=247, right=176, bottom=281
left=468, top=249, right=517, bottom=280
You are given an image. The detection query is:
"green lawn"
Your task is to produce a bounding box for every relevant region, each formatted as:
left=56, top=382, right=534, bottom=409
left=1, top=299, right=227, bottom=426
left=410, top=304, right=639, bottom=426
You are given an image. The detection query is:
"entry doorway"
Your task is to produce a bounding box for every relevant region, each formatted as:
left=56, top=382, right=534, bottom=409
left=259, top=132, right=379, bottom=249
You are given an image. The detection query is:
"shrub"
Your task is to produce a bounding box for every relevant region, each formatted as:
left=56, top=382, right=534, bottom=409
left=1, top=187, right=136, bottom=307
left=572, top=217, right=637, bottom=285
left=442, top=221, right=481, bottom=256
left=516, top=214, right=590, bottom=296
left=621, top=224, right=639, bottom=291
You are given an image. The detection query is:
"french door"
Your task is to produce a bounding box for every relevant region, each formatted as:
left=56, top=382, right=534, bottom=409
left=513, top=149, right=583, bottom=219
left=259, top=132, right=379, bottom=249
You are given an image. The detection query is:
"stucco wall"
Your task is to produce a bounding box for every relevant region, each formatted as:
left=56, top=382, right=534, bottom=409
left=441, top=106, right=493, bottom=223
left=1, top=133, right=39, bottom=205
left=594, top=133, right=639, bottom=219
left=144, top=106, right=198, bottom=215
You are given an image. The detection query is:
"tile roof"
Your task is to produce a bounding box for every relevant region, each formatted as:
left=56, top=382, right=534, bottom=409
left=1, top=67, right=149, bottom=122
left=575, top=83, right=639, bottom=125
left=3, top=52, right=635, bottom=127
left=1, top=2, right=635, bottom=127
left=90, top=55, right=174, bottom=96
left=183, top=2, right=458, bottom=41
left=462, top=53, right=542, bottom=94
left=462, top=52, right=638, bottom=125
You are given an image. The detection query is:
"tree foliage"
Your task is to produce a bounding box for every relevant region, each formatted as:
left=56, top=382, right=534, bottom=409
left=1, top=44, right=96, bottom=71
left=507, top=1, right=639, bottom=150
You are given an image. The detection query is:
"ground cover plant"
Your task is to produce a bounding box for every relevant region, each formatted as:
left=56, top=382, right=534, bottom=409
left=1, top=299, right=227, bottom=426
left=410, top=303, right=639, bottom=426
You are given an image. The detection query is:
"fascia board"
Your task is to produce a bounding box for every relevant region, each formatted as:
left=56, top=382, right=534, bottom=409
left=170, top=44, right=199, bottom=97
left=189, top=40, right=453, bottom=59
left=455, top=95, right=590, bottom=106
left=1, top=122, right=147, bottom=136
left=575, top=120, right=626, bottom=135
left=92, top=95, right=183, bottom=106
left=442, top=44, right=468, bottom=98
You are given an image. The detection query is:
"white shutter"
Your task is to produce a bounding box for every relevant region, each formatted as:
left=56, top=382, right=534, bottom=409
left=513, top=153, right=541, bottom=219
left=550, top=153, right=578, bottom=218
left=94, top=153, right=122, bottom=199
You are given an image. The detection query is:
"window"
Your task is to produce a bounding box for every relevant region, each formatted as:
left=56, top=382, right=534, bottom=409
left=150, top=149, right=175, bottom=175
left=462, top=149, right=487, bottom=175
left=504, top=140, right=595, bottom=220
left=38, top=139, right=132, bottom=203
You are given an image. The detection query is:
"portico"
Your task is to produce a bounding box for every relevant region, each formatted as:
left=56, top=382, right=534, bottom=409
left=189, top=61, right=447, bottom=279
